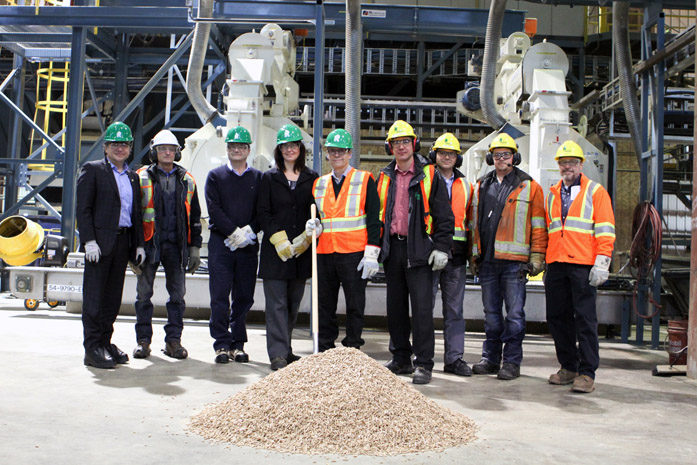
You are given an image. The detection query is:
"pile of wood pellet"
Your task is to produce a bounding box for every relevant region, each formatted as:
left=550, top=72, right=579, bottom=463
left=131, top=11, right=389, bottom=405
left=188, top=347, right=478, bottom=455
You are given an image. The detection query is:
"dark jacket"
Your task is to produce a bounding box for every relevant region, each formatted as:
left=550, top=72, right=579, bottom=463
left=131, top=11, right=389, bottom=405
left=257, top=166, right=319, bottom=280
left=378, top=154, right=454, bottom=267
left=140, top=163, right=202, bottom=268
left=76, top=157, right=144, bottom=258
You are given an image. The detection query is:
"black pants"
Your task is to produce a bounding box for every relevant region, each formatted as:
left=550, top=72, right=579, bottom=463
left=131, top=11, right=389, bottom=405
left=383, top=238, right=435, bottom=371
left=82, top=234, right=130, bottom=351
left=317, top=251, right=367, bottom=351
left=545, top=262, right=599, bottom=379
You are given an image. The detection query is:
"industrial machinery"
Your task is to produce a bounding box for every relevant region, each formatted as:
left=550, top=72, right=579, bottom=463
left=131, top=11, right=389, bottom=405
left=456, top=32, right=608, bottom=193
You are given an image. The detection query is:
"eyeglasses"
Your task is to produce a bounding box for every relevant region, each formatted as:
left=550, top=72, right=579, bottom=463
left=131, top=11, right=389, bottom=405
left=327, top=148, right=349, bottom=157
left=437, top=151, right=458, bottom=159
left=107, top=142, right=131, bottom=148
left=280, top=141, right=301, bottom=151
left=558, top=159, right=581, bottom=167
left=391, top=138, right=412, bottom=147
left=227, top=143, right=250, bottom=151
left=492, top=152, right=513, bottom=160
left=155, top=145, right=177, bottom=153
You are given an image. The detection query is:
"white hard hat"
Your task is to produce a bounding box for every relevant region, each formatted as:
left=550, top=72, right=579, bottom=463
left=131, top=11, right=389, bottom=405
left=151, top=129, right=180, bottom=148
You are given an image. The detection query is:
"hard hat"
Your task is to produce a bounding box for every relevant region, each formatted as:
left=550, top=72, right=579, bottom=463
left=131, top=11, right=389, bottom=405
left=276, top=124, right=303, bottom=145
left=226, top=126, right=252, bottom=144
left=488, top=133, right=518, bottom=153
left=104, top=122, right=133, bottom=142
left=386, top=120, right=416, bottom=142
left=433, top=133, right=461, bottom=154
left=325, top=129, right=353, bottom=149
left=555, top=140, right=585, bottom=162
left=151, top=129, right=180, bottom=148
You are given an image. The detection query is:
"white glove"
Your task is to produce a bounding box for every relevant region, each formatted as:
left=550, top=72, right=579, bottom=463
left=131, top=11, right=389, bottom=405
left=305, top=218, right=323, bottom=237
left=228, top=225, right=256, bottom=250
left=428, top=249, right=448, bottom=271
left=223, top=237, right=237, bottom=252
left=357, top=245, right=380, bottom=280
left=589, top=255, right=611, bottom=287
left=85, top=240, right=101, bottom=263
left=135, top=247, right=146, bottom=266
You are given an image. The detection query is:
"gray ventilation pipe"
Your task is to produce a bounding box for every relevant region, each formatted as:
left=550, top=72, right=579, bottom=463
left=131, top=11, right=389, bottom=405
left=345, top=0, right=362, bottom=166
left=613, top=1, right=643, bottom=165
left=186, top=0, right=221, bottom=124
left=480, top=0, right=508, bottom=131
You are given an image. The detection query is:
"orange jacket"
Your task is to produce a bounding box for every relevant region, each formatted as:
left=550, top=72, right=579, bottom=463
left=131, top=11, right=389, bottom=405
left=545, top=173, right=615, bottom=265
left=471, top=170, right=547, bottom=262
left=313, top=169, right=373, bottom=254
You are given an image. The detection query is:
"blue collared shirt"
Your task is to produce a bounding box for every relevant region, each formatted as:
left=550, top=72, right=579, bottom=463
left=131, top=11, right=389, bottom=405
left=331, top=165, right=352, bottom=183
left=227, top=161, right=250, bottom=176
left=110, top=161, right=133, bottom=227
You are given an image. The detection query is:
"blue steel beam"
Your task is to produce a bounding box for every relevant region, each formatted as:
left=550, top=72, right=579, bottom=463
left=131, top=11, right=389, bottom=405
left=3, top=56, right=25, bottom=214
left=312, top=1, right=325, bottom=175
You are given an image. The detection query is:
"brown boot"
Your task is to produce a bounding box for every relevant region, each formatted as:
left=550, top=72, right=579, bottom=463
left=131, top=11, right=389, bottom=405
left=571, top=374, right=595, bottom=393
left=549, top=369, right=578, bottom=385
left=163, top=340, right=188, bottom=359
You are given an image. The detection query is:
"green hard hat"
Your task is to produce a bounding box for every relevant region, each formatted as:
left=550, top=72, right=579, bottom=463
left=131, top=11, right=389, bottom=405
left=325, top=129, right=353, bottom=149
left=226, top=126, right=252, bottom=144
left=276, top=124, right=303, bottom=145
left=104, top=122, right=133, bottom=142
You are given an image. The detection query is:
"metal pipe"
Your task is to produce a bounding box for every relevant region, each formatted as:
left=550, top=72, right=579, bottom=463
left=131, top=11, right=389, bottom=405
left=613, top=1, right=643, bottom=165
left=312, top=1, right=325, bottom=174
left=345, top=0, right=362, bottom=166
left=688, top=0, right=697, bottom=380
left=480, top=0, right=508, bottom=130
left=186, top=0, right=221, bottom=124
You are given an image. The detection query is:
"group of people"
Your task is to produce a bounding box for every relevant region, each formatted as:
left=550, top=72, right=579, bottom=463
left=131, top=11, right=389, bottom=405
left=77, top=118, right=614, bottom=394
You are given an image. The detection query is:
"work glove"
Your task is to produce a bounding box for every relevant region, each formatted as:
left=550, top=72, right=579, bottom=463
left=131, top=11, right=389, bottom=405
left=428, top=249, right=448, bottom=271
left=269, top=230, right=293, bottom=262
left=589, top=255, right=611, bottom=287
left=305, top=218, right=323, bottom=237
left=528, top=252, right=546, bottom=277
left=85, top=240, right=101, bottom=263
left=187, top=246, right=201, bottom=274
left=357, top=245, right=380, bottom=280
left=468, top=257, right=480, bottom=277
left=129, top=262, right=143, bottom=275
left=291, top=232, right=312, bottom=257
left=227, top=225, right=256, bottom=251
left=135, top=247, right=146, bottom=266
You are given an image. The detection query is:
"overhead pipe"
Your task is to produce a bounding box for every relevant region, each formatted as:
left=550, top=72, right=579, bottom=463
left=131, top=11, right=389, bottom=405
left=345, top=0, right=362, bottom=166
left=186, top=0, right=223, bottom=124
left=613, top=1, right=643, bottom=165
left=480, top=0, right=508, bottom=131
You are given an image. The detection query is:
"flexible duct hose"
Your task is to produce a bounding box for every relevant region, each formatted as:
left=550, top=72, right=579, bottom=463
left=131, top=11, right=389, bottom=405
left=345, top=0, right=362, bottom=165
left=186, top=0, right=220, bottom=124
left=480, top=0, right=508, bottom=130
left=613, top=2, right=643, bottom=165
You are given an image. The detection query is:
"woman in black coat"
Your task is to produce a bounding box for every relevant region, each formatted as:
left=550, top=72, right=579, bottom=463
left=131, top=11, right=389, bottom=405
left=257, top=123, right=319, bottom=370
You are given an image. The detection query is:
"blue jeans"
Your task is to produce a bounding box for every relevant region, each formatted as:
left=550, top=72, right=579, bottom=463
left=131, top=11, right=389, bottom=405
left=432, top=261, right=466, bottom=365
left=479, top=261, right=527, bottom=366
left=134, top=241, right=186, bottom=343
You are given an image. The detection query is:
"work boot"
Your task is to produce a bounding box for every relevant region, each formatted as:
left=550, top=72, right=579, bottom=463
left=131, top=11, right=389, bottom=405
left=472, top=358, right=500, bottom=375
left=163, top=340, right=188, bottom=359
left=444, top=359, right=473, bottom=377
left=229, top=349, right=249, bottom=363
left=107, top=344, right=129, bottom=364
left=549, top=369, right=578, bottom=385
left=270, top=356, right=288, bottom=371
left=286, top=352, right=301, bottom=364
left=497, top=362, right=520, bottom=380
left=384, top=359, right=414, bottom=375
left=133, top=341, right=151, bottom=359
left=571, top=375, right=595, bottom=393
left=215, top=348, right=230, bottom=364
left=412, top=366, right=432, bottom=385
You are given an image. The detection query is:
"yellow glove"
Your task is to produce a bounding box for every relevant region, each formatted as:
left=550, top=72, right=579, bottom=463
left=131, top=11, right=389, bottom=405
left=291, top=232, right=312, bottom=257
left=528, top=252, right=546, bottom=277
left=269, top=231, right=293, bottom=262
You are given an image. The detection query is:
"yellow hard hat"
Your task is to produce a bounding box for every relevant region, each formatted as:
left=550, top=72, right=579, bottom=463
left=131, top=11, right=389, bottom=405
left=555, top=140, right=585, bottom=162
left=488, top=133, right=518, bottom=152
left=433, top=133, right=461, bottom=154
left=386, top=120, right=416, bottom=141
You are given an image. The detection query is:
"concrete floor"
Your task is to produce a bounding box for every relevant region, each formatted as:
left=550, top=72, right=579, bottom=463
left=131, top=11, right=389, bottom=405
left=1, top=294, right=696, bottom=465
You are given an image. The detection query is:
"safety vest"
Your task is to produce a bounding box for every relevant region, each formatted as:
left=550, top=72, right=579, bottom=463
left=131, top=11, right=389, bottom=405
left=313, top=169, right=371, bottom=254
left=451, top=177, right=473, bottom=242
left=137, top=166, right=196, bottom=244
left=471, top=174, right=547, bottom=262
left=377, top=164, right=435, bottom=234
left=546, top=174, right=615, bottom=265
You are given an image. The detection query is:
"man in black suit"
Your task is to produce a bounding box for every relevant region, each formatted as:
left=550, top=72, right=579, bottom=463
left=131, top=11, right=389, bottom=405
left=76, top=121, right=145, bottom=369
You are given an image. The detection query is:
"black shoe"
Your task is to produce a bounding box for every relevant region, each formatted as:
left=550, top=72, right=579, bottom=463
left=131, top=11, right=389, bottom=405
left=412, top=366, right=432, bottom=385
left=215, top=348, right=229, bottom=364
left=133, top=341, right=151, bottom=359
left=444, top=359, right=473, bottom=377
left=229, top=349, right=249, bottom=363
left=497, top=362, right=520, bottom=380
left=84, top=347, right=116, bottom=369
left=472, top=358, right=500, bottom=375
left=384, top=359, right=414, bottom=375
left=164, top=340, right=188, bottom=360
left=107, top=344, right=129, bottom=364
left=286, top=352, right=301, bottom=364
left=270, top=356, right=288, bottom=371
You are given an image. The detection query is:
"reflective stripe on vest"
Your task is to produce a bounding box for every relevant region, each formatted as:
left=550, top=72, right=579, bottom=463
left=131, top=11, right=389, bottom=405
left=377, top=165, right=434, bottom=235
left=452, top=177, right=471, bottom=242
left=547, top=180, right=599, bottom=236
left=494, top=181, right=532, bottom=258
